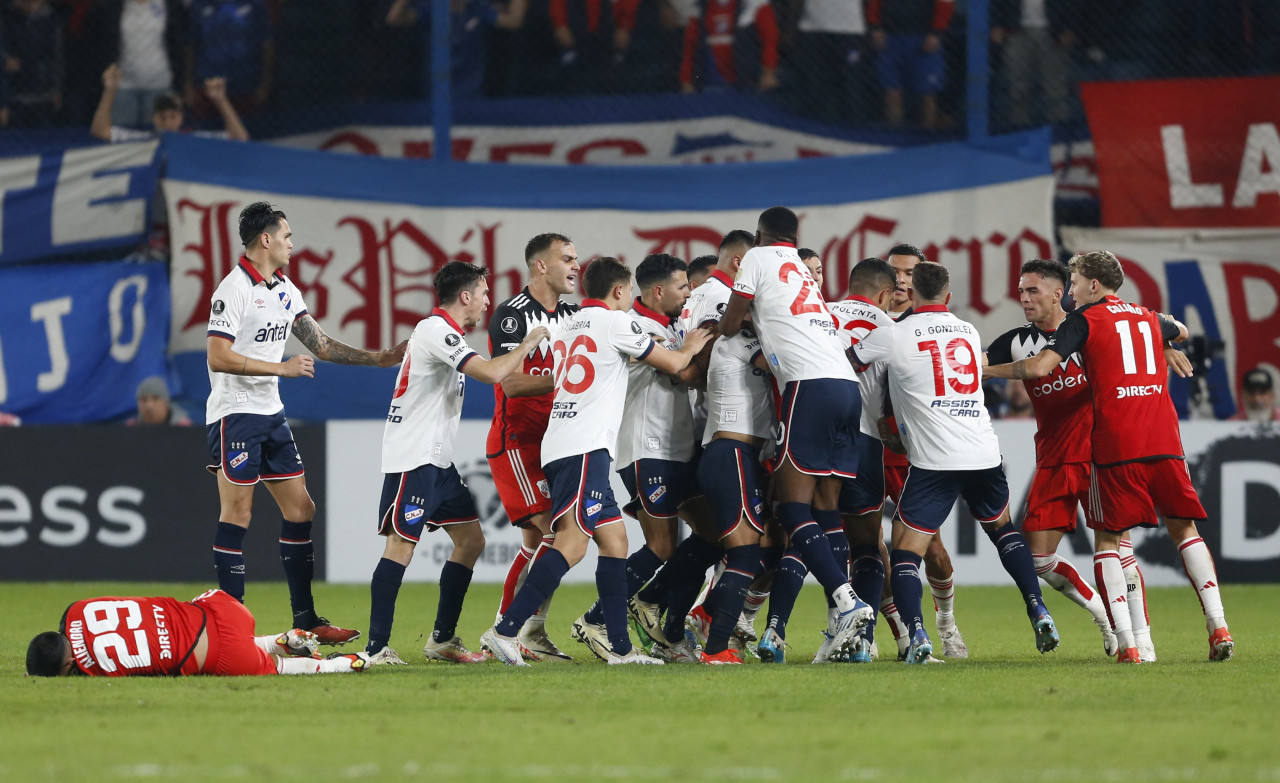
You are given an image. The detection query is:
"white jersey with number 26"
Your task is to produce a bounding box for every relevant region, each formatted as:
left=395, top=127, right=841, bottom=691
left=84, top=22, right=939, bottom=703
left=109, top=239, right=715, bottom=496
left=541, top=301, right=657, bottom=466
left=731, top=243, right=855, bottom=386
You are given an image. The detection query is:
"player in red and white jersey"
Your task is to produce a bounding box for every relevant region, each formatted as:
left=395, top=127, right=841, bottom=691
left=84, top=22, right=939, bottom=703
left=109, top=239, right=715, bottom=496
left=874, top=244, right=966, bottom=659
left=985, top=250, right=1233, bottom=663
left=363, top=262, right=550, bottom=667
left=486, top=233, right=580, bottom=661
left=482, top=258, right=712, bottom=666
left=721, top=206, right=873, bottom=663
left=26, top=589, right=366, bottom=677
left=853, top=262, right=1058, bottom=663
left=986, top=259, right=1124, bottom=657
left=205, top=203, right=405, bottom=647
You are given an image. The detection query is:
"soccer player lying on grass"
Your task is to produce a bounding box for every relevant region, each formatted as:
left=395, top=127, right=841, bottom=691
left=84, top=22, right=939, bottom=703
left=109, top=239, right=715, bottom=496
left=26, top=589, right=366, bottom=677
left=481, top=256, right=712, bottom=666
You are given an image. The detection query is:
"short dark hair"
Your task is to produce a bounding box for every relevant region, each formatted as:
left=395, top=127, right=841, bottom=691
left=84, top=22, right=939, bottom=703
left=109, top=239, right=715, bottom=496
left=524, top=233, right=572, bottom=265
left=848, top=257, right=897, bottom=296
left=886, top=244, right=928, bottom=263
left=635, top=253, right=687, bottom=289
left=912, top=261, right=950, bottom=301
left=688, top=255, right=717, bottom=278
left=757, top=206, right=799, bottom=242
left=583, top=256, right=631, bottom=300
left=1021, top=258, right=1068, bottom=289
left=153, top=91, right=183, bottom=114
left=27, top=631, right=69, bottom=677
left=1068, top=250, right=1125, bottom=292
left=720, top=230, right=755, bottom=253
left=435, top=261, right=489, bottom=304
left=798, top=248, right=818, bottom=262
left=238, top=202, right=287, bottom=247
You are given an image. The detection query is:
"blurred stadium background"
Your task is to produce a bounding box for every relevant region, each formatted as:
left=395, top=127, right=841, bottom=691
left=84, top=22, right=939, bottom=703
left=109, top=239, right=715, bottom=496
left=1, top=0, right=1278, bottom=587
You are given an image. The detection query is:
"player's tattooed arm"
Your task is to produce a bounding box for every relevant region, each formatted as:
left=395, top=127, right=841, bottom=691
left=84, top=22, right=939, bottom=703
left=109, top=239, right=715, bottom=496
left=292, top=314, right=406, bottom=367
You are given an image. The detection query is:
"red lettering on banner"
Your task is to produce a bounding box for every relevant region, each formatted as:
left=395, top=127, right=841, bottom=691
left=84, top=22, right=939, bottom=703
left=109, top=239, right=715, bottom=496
left=567, top=139, right=647, bottom=165
left=320, top=132, right=380, bottom=156
left=1003, top=228, right=1054, bottom=300
left=633, top=225, right=724, bottom=263
left=1113, top=255, right=1163, bottom=313
left=402, top=139, right=476, bottom=160
left=490, top=143, right=555, bottom=163
left=176, top=199, right=240, bottom=330
left=816, top=214, right=899, bottom=301
left=287, top=248, right=334, bottom=321
left=1223, top=262, right=1280, bottom=396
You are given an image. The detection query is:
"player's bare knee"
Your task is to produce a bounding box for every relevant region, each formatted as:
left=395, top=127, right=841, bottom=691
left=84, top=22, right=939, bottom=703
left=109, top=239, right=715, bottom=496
left=382, top=534, right=416, bottom=565
left=220, top=508, right=252, bottom=527
left=447, top=522, right=486, bottom=565
left=1165, top=517, right=1198, bottom=545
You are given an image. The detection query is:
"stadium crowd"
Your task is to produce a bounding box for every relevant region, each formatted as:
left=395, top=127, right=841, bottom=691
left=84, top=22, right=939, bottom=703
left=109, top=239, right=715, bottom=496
left=1, top=0, right=1277, bottom=133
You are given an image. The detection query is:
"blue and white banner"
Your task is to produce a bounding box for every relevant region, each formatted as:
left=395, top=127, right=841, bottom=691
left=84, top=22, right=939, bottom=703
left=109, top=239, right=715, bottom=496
left=0, top=259, right=172, bottom=423
left=0, top=140, right=160, bottom=267
left=163, top=130, right=1054, bottom=421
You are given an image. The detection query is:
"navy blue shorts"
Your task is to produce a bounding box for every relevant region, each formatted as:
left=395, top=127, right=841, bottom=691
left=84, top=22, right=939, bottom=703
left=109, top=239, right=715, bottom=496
left=839, top=435, right=885, bottom=515
left=876, top=34, right=945, bottom=94
left=377, top=463, right=479, bottom=544
left=697, top=439, right=768, bottom=539
left=545, top=450, right=623, bottom=538
left=618, top=458, right=697, bottom=520
left=206, top=411, right=304, bottom=486
left=896, top=465, right=1011, bottom=534
left=778, top=379, right=860, bottom=478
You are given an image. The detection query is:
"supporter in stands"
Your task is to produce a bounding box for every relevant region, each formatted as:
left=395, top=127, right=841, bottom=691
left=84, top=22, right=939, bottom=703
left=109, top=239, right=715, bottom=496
left=1232, top=368, right=1279, bottom=423
left=1003, top=378, right=1033, bottom=419
left=784, top=0, right=872, bottom=124
left=867, top=0, right=953, bottom=127
left=387, top=0, right=527, bottom=100
left=0, top=36, right=8, bottom=127
left=545, top=0, right=637, bottom=92
left=91, top=64, right=249, bottom=142
left=679, top=0, right=780, bottom=94
left=1, top=0, right=64, bottom=127
left=126, top=376, right=193, bottom=427
left=991, top=0, right=1079, bottom=128
left=86, top=0, right=188, bottom=129
left=184, top=0, right=273, bottom=116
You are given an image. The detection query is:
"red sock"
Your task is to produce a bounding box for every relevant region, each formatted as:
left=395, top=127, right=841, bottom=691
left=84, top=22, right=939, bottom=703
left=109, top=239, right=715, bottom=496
left=499, top=545, right=535, bottom=615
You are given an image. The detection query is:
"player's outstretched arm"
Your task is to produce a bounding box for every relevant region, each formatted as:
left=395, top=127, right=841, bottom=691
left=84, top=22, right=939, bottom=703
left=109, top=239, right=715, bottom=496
left=1165, top=346, right=1194, bottom=378
left=983, top=347, right=1064, bottom=381
left=292, top=314, right=406, bottom=367
left=464, top=327, right=551, bottom=385
left=208, top=336, right=315, bottom=378
left=642, top=327, right=713, bottom=375
left=719, top=293, right=751, bottom=336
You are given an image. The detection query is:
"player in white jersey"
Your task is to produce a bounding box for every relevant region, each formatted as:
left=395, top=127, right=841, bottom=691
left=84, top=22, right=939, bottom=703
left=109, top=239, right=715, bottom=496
left=482, top=257, right=712, bottom=666
left=720, top=206, right=873, bottom=662
left=850, top=262, right=1058, bottom=663
left=361, top=262, right=551, bottom=666
left=205, top=203, right=405, bottom=645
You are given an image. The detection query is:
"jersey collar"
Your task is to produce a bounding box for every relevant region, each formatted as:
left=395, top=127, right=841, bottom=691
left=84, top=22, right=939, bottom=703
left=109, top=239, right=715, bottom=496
left=237, top=256, right=285, bottom=286
left=431, top=307, right=466, bottom=333
left=848, top=295, right=876, bottom=306
left=769, top=241, right=796, bottom=248
left=581, top=298, right=610, bottom=310
left=632, top=297, right=671, bottom=327
left=708, top=269, right=734, bottom=288
left=914, top=304, right=949, bottom=313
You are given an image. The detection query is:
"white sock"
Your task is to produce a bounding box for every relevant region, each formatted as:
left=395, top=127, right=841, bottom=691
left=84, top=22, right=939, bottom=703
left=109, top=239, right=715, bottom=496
left=276, top=656, right=322, bottom=675
left=743, top=590, right=768, bottom=621
left=254, top=634, right=285, bottom=656
left=1093, top=551, right=1134, bottom=650
left=880, top=597, right=909, bottom=644
left=1119, top=541, right=1150, bottom=635
left=831, top=583, right=857, bottom=613
left=927, top=575, right=955, bottom=615
left=1177, top=536, right=1226, bottom=632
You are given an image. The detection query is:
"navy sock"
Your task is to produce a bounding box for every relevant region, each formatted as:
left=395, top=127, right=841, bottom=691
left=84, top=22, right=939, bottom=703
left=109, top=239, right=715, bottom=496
left=759, top=544, right=784, bottom=574
left=849, top=544, right=884, bottom=643
left=766, top=549, right=807, bottom=639
left=985, top=523, right=1046, bottom=618
left=706, top=545, right=760, bottom=654
left=366, top=557, right=406, bottom=654
left=661, top=576, right=705, bottom=644
left=597, top=556, right=632, bottom=654
left=637, top=535, right=720, bottom=605
left=279, top=520, right=317, bottom=627
left=433, top=561, right=473, bottom=642
left=776, top=503, right=848, bottom=595
left=890, top=549, right=925, bottom=638
left=498, top=549, right=570, bottom=637
left=584, top=545, right=665, bottom=625
left=213, top=522, right=248, bottom=602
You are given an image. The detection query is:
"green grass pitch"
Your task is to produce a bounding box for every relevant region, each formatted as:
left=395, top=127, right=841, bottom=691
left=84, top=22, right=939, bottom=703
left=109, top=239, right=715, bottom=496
left=2, top=581, right=1276, bottom=782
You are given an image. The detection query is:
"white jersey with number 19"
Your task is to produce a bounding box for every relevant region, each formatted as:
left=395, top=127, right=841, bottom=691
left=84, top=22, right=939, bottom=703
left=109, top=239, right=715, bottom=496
left=731, top=243, right=855, bottom=386
left=541, top=301, right=657, bottom=466
left=852, top=305, right=1000, bottom=471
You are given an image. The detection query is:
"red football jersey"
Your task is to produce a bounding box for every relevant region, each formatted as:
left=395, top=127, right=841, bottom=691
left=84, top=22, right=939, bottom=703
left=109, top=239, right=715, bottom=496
left=1045, top=295, right=1184, bottom=467
left=987, top=322, right=1092, bottom=467
left=486, top=289, right=578, bottom=457
left=62, top=596, right=206, bottom=677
